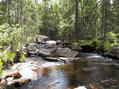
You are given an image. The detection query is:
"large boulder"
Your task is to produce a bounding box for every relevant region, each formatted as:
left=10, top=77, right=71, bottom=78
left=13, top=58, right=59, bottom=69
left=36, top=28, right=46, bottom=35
left=18, top=63, right=41, bottom=80
left=55, top=48, right=78, bottom=57
left=105, top=44, right=119, bottom=58
left=37, top=44, right=57, bottom=57
left=1, top=62, right=42, bottom=86
left=37, top=35, right=49, bottom=44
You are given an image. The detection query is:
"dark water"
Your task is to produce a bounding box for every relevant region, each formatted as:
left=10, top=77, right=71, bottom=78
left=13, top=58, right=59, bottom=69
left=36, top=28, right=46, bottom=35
left=7, top=53, right=119, bottom=89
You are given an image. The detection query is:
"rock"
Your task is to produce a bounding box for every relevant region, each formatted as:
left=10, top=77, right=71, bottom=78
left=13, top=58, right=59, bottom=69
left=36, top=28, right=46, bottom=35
left=38, top=48, right=53, bottom=57
left=2, top=70, right=20, bottom=79
left=56, top=40, right=62, bottom=45
left=27, top=43, right=38, bottom=54
left=41, top=62, right=61, bottom=68
left=37, top=44, right=50, bottom=49
left=106, top=44, right=119, bottom=58
left=37, top=44, right=57, bottom=57
left=46, top=40, right=56, bottom=45
left=18, top=62, right=42, bottom=80
left=37, top=35, right=49, bottom=44
left=0, top=11, right=3, bottom=14
left=13, top=77, right=30, bottom=86
left=74, top=86, right=87, bottom=89
left=0, top=79, right=6, bottom=89
left=56, top=48, right=78, bottom=57
left=71, top=45, right=82, bottom=51
left=6, top=77, right=14, bottom=85
left=89, top=84, right=98, bottom=89
left=45, top=57, right=80, bottom=61
left=11, top=62, right=42, bottom=81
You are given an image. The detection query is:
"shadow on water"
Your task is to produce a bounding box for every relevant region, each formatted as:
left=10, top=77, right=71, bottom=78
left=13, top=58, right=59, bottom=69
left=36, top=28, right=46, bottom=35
left=7, top=53, right=119, bottom=89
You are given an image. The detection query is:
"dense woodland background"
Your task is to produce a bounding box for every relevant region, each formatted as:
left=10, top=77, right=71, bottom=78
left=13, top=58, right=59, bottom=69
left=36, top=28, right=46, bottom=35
left=0, top=0, right=119, bottom=46
left=0, top=0, right=119, bottom=74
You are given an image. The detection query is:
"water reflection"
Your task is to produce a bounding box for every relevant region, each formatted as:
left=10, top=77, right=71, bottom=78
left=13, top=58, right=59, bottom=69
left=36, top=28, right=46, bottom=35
left=21, top=67, right=69, bottom=89
left=7, top=53, right=119, bottom=89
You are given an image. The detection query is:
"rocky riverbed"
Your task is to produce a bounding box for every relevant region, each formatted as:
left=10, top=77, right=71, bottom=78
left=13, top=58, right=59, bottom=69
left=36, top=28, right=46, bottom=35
left=0, top=35, right=119, bottom=89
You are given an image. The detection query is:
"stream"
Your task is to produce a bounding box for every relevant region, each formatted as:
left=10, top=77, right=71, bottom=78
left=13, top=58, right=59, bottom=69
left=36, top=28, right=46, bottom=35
left=6, top=53, right=119, bottom=89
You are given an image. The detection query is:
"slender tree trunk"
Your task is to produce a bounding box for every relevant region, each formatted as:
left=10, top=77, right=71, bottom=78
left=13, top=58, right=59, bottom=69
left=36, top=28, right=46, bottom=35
left=101, top=0, right=107, bottom=49
left=17, top=0, right=20, bottom=25
left=20, top=0, right=22, bottom=27
left=75, top=0, right=79, bottom=40
left=6, top=0, right=10, bottom=24
left=44, top=0, right=47, bottom=36
left=6, top=0, right=8, bottom=23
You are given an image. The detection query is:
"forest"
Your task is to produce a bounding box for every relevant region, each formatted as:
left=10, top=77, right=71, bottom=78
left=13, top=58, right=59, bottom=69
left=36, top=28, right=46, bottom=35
left=0, top=0, right=119, bottom=89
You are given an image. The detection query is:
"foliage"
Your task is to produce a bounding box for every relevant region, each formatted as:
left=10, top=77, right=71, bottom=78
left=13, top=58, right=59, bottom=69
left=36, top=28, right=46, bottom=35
left=0, top=23, right=37, bottom=50
left=0, top=51, right=16, bottom=62
left=0, top=60, right=3, bottom=75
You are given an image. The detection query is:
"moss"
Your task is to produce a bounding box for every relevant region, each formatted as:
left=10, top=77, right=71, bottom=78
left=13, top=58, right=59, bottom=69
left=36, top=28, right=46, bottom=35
left=78, top=40, right=95, bottom=46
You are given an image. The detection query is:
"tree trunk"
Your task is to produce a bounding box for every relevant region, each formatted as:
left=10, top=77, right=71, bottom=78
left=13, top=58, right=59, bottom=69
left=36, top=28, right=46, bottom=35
left=101, top=0, right=107, bottom=49
left=6, top=0, right=10, bottom=24
left=75, top=0, right=79, bottom=40
left=17, top=0, right=20, bottom=25
left=20, top=0, right=22, bottom=27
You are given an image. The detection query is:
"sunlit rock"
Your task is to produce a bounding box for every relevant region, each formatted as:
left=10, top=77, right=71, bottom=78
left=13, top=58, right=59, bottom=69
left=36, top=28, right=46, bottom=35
left=74, top=86, right=87, bottom=89
left=41, top=62, right=61, bottom=68
left=46, top=40, right=56, bottom=45
left=2, top=70, right=19, bottom=79
left=0, top=79, right=6, bottom=89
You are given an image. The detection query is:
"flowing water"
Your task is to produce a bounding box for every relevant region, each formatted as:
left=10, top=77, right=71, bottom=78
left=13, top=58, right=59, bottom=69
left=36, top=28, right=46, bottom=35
left=6, top=53, right=119, bottom=89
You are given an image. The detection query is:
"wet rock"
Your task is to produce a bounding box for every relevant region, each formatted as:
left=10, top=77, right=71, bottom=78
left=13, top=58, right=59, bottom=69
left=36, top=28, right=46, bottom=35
left=106, top=44, right=119, bottom=58
left=37, top=35, right=49, bottom=44
left=56, top=48, right=78, bottom=57
left=71, top=45, right=82, bottom=51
